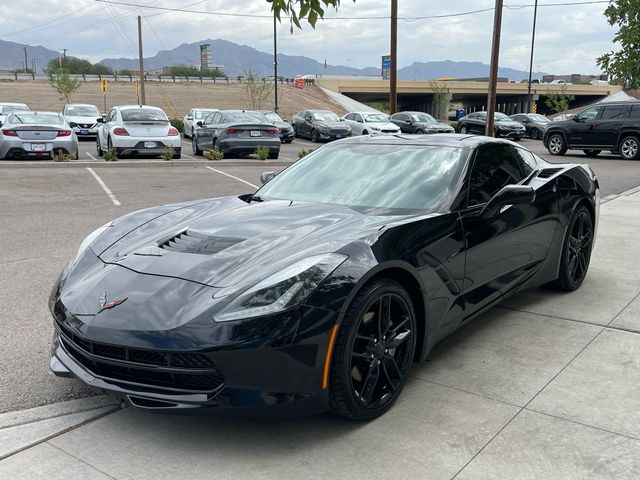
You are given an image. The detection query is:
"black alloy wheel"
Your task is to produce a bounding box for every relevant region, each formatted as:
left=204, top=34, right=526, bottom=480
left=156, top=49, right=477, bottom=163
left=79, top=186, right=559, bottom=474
left=583, top=150, right=601, bottom=157
left=311, top=129, right=320, bottom=143
left=192, top=135, right=202, bottom=155
left=330, top=279, right=416, bottom=420
left=547, top=133, right=567, bottom=156
left=530, top=128, right=540, bottom=140
left=554, top=205, right=593, bottom=291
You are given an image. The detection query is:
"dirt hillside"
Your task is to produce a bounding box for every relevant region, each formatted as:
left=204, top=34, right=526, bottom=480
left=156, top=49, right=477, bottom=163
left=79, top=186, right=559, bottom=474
left=0, top=80, right=347, bottom=120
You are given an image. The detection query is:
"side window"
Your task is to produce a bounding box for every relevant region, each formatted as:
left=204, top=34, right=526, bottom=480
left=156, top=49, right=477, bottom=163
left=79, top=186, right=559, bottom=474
left=629, top=105, right=640, bottom=119
left=397, top=114, right=408, bottom=122
left=575, top=106, right=602, bottom=121
left=345, top=113, right=353, bottom=121
left=602, top=105, right=628, bottom=120
left=466, top=145, right=529, bottom=207
left=106, top=110, right=116, bottom=123
left=355, top=114, right=363, bottom=123
left=515, top=148, right=536, bottom=178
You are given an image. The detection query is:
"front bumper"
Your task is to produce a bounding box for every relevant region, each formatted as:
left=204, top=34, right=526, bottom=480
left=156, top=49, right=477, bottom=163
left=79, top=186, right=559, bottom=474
left=49, top=301, right=334, bottom=415
left=497, top=128, right=525, bottom=139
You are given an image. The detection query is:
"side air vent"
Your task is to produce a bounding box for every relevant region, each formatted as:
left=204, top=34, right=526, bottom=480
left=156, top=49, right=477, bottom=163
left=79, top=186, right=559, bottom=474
left=159, top=230, right=243, bottom=255
left=537, top=168, right=563, bottom=178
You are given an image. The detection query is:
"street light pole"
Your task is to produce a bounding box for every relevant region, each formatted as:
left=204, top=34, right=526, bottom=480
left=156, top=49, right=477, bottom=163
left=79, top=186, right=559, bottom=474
left=485, top=0, right=504, bottom=137
left=526, top=0, right=539, bottom=113
left=389, top=0, right=398, bottom=114
left=137, top=15, right=146, bottom=105
left=273, top=12, right=278, bottom=113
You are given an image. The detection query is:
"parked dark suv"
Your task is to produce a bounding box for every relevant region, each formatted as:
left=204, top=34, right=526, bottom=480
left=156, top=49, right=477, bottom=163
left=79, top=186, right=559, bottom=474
left=543, top=101, right=640, bottom=160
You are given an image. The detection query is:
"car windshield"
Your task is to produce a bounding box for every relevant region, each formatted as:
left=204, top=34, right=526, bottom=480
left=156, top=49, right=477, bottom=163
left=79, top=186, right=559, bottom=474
left=529, top=114, right=550, bottom=123
left=121, top=108, right=168, bottom=122
left=494, top=113, right=510, bottom=121
left=65, top=105, right=99, bottom=117
left=312, top=112, right=339, bottom=122
left=222, top=112, right=266, bottom=123
left=195, top=109, right=217, bottom=119
left=411, top=113, right=437, bottom=123
left=364, top=113, right=389, bottom=123
left=0, top=105, right=29, bottom=114
left=263, top=112, right=283, bottom=122
left=257, top=144, right=466, bottom=211
left=8, top=113, right=64, bottom=125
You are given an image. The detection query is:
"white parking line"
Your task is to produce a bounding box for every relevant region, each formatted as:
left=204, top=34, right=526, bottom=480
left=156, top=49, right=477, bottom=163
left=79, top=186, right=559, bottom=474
left=86, top=167, right=121, bottom=206
left=206, top=166, right=258, bottom=189
left=87, top=153, right=97, bottom=161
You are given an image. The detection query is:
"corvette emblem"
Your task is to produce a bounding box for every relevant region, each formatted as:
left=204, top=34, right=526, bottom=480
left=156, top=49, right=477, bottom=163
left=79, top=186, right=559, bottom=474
left=98, top=293, right=127, bottom=313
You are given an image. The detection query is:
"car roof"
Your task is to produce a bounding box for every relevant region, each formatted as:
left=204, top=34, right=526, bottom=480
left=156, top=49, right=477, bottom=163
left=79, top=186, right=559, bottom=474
left=594, top=100, right=640, bottom=106
left=64, top=103, right=98, bottom=108
left=118, top=105, right=163, bottom=111
left=336, top=133, right=522, bottom=149
left=11, top=111, right=61, bottom=116
left=0, top=102, right=28, bottom=107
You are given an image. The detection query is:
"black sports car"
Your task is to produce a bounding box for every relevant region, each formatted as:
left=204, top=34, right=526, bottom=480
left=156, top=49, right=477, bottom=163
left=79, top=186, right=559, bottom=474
left=291, top=110, right=352, bottom=142
left=458, top=111, right=526, bottom=140
left=50, top=134, right=599, bottom=420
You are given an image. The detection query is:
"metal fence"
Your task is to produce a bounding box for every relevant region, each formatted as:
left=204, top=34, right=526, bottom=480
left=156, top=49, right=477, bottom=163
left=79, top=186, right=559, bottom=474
left=0, top=73, right=314, bottom=85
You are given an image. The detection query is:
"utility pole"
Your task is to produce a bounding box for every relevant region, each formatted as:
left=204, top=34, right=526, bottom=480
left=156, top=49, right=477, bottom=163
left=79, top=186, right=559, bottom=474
left=389, top=0, right=398, bottom=114
left=526, top=0, right=539, bottom=113
left=23, top=47, right=28, bottom=73
left=137, top=16, right=146, bottom=105
left=62, top=49, right=68, bottom=60
left=273, top=12, right=278, bottom=113
left=485, top=0, right=503, bottom=137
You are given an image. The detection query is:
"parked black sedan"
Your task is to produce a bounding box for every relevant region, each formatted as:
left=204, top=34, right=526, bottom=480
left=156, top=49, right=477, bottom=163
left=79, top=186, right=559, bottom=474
left=389, top=111, right=455, bottom=134
left=50, top=134, right=598, bottom=420
left=458, top=111, right=526, bottom=140
left=510, top=113, right=551, bottom=140
left=257, top=110, right=295, bottom=143
left=291, top=109, right=351, bottom=142
left=191, top=110, right=281, bottom=159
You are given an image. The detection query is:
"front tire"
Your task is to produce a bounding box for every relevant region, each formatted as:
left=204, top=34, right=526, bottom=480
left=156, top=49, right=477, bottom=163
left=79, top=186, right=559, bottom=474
left=619, top=136, right=640, bottom=160
left=460, top=125, right=468, bottom=134
left=583, top=149, right=601, bottom=158
left=530, top=128, right=541, bottom=140
left=192, top=136, right=203, bottom=156
left=311, top=129, right=319, bottom=143
left=330, top=278, right=417, bottom=421
left=553, top=205, right=593, bottom=291
left=547, top=133, right=567, bottom=156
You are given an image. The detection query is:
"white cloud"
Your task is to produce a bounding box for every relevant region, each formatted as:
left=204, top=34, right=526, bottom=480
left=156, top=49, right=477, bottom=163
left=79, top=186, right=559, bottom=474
left=0, top=0, right=617, bottom=74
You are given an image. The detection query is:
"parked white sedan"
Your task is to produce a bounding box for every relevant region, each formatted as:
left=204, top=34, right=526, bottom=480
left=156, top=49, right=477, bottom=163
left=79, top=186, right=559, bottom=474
left=96, top=105, right=181, bottom=159
left=342, top=111, right=401, bottom=136
left=183, top=108, right=219, bottom=138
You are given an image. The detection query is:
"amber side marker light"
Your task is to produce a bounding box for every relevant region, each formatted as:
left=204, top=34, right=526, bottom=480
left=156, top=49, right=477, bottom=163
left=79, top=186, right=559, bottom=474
left=322, top=324, right=339, bottom=390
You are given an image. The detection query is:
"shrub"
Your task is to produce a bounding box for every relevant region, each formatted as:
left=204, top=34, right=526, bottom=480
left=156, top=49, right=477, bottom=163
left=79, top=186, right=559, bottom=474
left=52, top=150, right=75, bottom=162
left=161, top=145, right=175, bottom=161
left=169, top=118, right=184, bottom=133
left=254, top=145, right=270, bottom=160
left=297, top=148, right=314, bottom=159
left=103, top=148, right=118, bottom=162
left=204, top=149, right=224, bottom=161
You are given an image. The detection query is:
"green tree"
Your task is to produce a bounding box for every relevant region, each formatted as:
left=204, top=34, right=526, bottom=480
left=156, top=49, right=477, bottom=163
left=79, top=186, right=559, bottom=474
left=165, top=64, right=225, bottom=77
left=45, top=57, right=112, bottom=75
left=269, top=0, right=355, bottom=31
left=596, top=0, right=640, bottom=89
left=49, top=70, right=81, bottom=103
left=545, top=85, right=575, bottom=113
left=430, top=81, right=450, bottom=121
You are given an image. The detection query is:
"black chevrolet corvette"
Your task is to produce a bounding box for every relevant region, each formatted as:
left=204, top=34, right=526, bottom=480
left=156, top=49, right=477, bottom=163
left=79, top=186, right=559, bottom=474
left=50, top=134, right=599, bottom=420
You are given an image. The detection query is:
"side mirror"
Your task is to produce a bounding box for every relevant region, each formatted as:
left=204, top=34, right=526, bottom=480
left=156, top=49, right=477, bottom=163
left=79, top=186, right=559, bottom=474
left=404, top=119, right=412, bottom=124
left=481, top=185, right=535, bottom=218
left=96, top=117, right=104, bottom=123
left=196, top=121, right=203, bottom=127
left=260, top=171, right=276, bottom=185
left=282, top=118, right=288, bottom=123
left=187, top=116, right=193, bottom=121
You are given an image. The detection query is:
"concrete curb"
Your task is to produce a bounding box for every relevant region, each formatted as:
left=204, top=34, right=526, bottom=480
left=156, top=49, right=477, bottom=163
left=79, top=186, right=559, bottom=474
left=0, top=159, right=295, bottom=169
left=0, top=396, right=121, bottom=461
left=601, top=184, right=640, bottom=204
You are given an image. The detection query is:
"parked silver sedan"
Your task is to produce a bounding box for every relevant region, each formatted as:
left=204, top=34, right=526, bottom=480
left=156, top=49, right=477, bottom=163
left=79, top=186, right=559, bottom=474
left=0, top=111, right=78, bottom=160
left=191, top=110, right=281, bottom=159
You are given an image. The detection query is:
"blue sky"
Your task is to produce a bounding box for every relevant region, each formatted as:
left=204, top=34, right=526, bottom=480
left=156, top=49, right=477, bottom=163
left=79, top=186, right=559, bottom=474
left=0, top=0, right=616, bottom=74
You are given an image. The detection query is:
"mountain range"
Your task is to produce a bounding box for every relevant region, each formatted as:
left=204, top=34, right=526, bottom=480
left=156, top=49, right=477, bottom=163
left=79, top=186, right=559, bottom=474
left=1, top=37, right=544, bottom=81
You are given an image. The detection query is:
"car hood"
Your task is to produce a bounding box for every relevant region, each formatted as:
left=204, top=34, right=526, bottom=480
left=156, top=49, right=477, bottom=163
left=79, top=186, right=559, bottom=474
left=96, top=196, right=413, bottom=288
left=65, top=115, right=100, bottom=124
left=495, top=120, right=525, bottom=128
left=368, top=122, right=400, bottom=130
left=418, top=121, right=453, bottom=130
left=314, top=121, right=349, bottom=129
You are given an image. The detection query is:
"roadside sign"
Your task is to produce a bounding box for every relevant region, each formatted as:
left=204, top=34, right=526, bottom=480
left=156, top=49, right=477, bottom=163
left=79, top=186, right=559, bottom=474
left=100, top=79, right=108, bottom=94
left=533, top=102, right=537, bottom=113
left=381, top=55, right=391, bottom=80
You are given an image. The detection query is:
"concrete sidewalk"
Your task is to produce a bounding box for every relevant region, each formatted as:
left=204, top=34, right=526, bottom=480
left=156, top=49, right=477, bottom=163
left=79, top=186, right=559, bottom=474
left=2, top=191, right=640, bottom=479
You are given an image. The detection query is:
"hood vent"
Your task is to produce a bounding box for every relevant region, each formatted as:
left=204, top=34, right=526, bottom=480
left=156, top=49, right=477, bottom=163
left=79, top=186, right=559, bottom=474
left=159, top=230, right=243, bottom=255
left=537, top=167, right=563, bottom=178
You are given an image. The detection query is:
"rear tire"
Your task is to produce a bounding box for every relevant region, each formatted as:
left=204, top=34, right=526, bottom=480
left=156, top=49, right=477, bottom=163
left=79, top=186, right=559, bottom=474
left=362, top=130, right=369, bottom=135
left=415, top=129, right=424, bottom=134
left=619, top=135, right=640, bottom=160
left=547, top=133, right=567, bottom=156
left=107, top=137, right=118, bottom=159
left=330, top=278, right=416, bottom=421
left=583, top=149, right=601, bottom=157
left=96, top=137, right=103, bottom=157
left=552, top=205, right=593, bottom=291
left=268, top=150, right=279, bottom=160
left=460, top=126, right=468, bottom=134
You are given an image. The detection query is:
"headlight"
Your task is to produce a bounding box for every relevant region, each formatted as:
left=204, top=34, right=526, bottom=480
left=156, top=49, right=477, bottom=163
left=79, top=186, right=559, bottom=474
left=66, top=223, right=111, bottom=272
left=319, top=126, right=331, bottom=133
left=370, top=126, right=380, bottom=131
left=214, top=253, right=347, bottom=322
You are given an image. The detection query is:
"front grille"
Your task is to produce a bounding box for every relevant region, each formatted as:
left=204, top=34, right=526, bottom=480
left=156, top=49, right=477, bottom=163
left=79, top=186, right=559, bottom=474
left=56, top=319, right=224, bottom=393
left=329, top=129, right=348, bottom=135
left=159, top=230, right=243, bottom=255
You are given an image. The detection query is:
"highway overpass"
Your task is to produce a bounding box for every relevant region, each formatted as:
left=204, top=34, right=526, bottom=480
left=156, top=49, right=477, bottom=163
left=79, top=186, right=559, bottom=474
left=315, top=77, right=623, bottom=116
